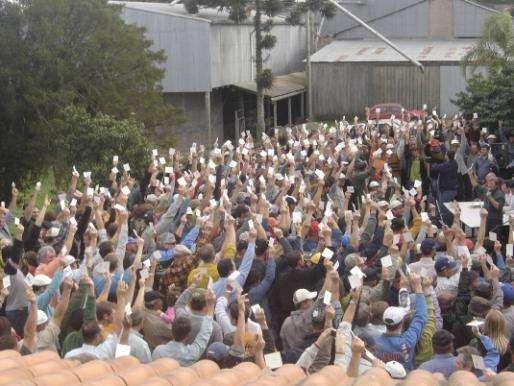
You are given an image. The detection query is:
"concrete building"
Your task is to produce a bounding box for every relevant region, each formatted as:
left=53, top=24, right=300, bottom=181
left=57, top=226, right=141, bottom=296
left=311, top=0, right=503, bottom=120
left=112, top=1, right=307, bottom=148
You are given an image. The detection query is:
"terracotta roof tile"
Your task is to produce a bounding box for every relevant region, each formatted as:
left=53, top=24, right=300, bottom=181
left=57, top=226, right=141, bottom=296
left=108, top=355, right=141, bottom=372
left=32, top=370, right=81, bottom=386
left=118, top=364, right=158, bottom=386
left=0, top=368, right=34, bottom=384
left=140, top=378, right=172, bottom=386
left=72, top=360, right=114, bottom=383
left=0, top=350, right=21, bottom=360
left=274, top=363, right=307, bottom=384
left=149, top=358, right=181, bottom=377
left=447, top=370, right=481, bottom=386
left=81, top=374, right=126, bottom=386
left=231, top=361, right=263, bottom=383
left=190, top=360, right=220, bottom=378
left=208, top=369, right=241, bottom=386
left=163, top=367, right=200, bottom=386
left=21, top=351, right=60, bottom=367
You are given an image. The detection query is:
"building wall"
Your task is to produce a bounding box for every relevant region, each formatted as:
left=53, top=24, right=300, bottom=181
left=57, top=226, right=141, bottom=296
left=322, top=0, right=495, bottom=40
left=439, top=65, right=468, bottom=115
left=453, top=0, right=496, bottom=38
left=119, top=8, right=211, bottom=93
left=429, top=0, right=454, bottom=38
left=323, top=0, right=430, bottom=39
left=164, top=91, right=224, bottom=150
left=210, top=24, right=307, bottom=89
left=312, top=63, right=443, bottom=119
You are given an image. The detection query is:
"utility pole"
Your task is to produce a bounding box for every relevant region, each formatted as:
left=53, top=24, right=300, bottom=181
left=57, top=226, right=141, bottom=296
left=306, top=10, right=313, bottom=120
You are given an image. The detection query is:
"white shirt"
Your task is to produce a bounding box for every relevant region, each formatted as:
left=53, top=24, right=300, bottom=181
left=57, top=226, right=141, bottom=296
left=64, top=334, right=118, bottom=360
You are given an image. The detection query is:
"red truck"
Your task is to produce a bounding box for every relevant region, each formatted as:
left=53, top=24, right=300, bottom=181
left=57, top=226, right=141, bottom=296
left=368, top=103, right=427, bottom=121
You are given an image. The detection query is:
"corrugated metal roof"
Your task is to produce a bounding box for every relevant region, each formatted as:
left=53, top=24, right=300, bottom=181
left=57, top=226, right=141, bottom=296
left=310, top=39, right=477, bottom=63
left=110, top=1, right=288, bottom=24
left=234, top=72, right=306, bottom=102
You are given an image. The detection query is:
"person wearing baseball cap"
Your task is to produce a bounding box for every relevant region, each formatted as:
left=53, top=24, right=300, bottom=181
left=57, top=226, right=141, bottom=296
left=374, top=274, right=428, bottom=371
left=280, top=289, right=318, bottom=352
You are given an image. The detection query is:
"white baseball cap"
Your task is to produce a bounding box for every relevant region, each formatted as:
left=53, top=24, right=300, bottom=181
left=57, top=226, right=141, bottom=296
left=293, top=289, right=317, bottom=305
left=383, top=306, right=409, bottom=326
left=390, top=200, right=403, bottom=209
left=62, top=255, right=75, bottom=266
left=32, top=274, right=52, bottom=287
left=36, top=310, right=49, bottom=326
left=385, top=361, right=407, bottom=379
left=369, top=181, right=380, bottom=188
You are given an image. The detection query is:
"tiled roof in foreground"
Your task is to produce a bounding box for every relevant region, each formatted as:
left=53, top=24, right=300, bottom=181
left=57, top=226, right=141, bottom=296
left=0, top=349, right=513, bottom=385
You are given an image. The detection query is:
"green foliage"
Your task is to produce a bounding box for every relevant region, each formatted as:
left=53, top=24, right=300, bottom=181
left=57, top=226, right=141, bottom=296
left=453, top=63, right=514, bottom=130
left=55, top=106, right=152, bottom=183
left=462, top=11, right=514, bottom=74
left=257, top=68, right=274, bottom=89
left=260, top=34, right=277, bottom=50
left=0, top=0, right=182, bottom=200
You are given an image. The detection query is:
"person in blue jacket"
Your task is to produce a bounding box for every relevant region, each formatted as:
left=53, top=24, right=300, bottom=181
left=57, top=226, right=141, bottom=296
left=374, top=273, right=428, bottom=371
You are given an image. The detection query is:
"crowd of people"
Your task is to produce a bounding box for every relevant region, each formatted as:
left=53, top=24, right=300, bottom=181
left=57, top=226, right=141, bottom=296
left=0, top=109, right=513, bottom=382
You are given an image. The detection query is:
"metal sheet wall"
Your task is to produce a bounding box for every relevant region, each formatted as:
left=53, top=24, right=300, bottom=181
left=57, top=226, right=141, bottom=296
left=210, top=24, right=306, bottom=89
left=323, top=0, right=429, bottom=39
left=453, top=0, right=496, bottom=38
left=439, top=65, right=468, bottom=115
left=120, top=8, right=211, bottom=93
left=312, top=63, right=441, bottom=119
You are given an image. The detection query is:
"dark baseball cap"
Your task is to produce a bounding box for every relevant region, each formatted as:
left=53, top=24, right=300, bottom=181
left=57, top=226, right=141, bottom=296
left=420, top=238, right=438, bottom=255
left=435, top=257, right=458, bottom=274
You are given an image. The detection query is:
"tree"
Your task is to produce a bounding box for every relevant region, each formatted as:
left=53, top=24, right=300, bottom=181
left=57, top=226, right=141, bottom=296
left=183, top=0, right=334, bottom=137
left=462, top=11, right=514, bottom=75
left=55, top=106, right=152, bottom=184
left=0, top=0, right=182, bottom=199
left=453, top=62, right=514, bottom=130
left=454, top=11, right=514, bottom=132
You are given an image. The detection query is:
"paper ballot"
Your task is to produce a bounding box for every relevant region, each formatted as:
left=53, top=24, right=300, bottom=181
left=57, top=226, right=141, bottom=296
left=264, top=352, right=283, bottom=370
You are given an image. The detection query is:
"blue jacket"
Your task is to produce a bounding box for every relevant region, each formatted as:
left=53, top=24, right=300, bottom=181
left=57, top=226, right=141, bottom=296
left=374, top=293, right=428, bottom=371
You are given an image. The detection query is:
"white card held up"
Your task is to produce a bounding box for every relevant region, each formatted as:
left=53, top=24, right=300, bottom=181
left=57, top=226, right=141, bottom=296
left=347, top=186, right=354, bottom=194
left=420, top=212, right=429, bottom=222
left=228, top=270, right=241, bottom=281
left=350, top=265, right=365, bottom=279
left=123, top=163, right=130, bottom=172
left=471, top=354, right=486, bottom=371
left=314, top=169, right=325, bottom=180
left=152, top=149, right=158, bottom=157
left=264, top=352, right=283, bottom=370
left=321, top=248, right=334, bottom=260
left=466, top=319, right=484, bottom=327
left=507, top=244, right=513, bottom=257
left=348, top=274, right=362, bottom=289
left=292, top=211, right=302, bottom=224
left=111, top=166, right=119, bottom=174
left=159, top=157, right=166, bottom=165
left=323, top=290, right=332, bottom=305
left=121, top=186, right=131, bottom=196
left=125, top=303, right=133, bottom=316
left=333, top=261, right=340, bottom=271
left=14, top=217, right=20, bottom=226
left=69, top=217, right=77, bottom=226
left=3, top=275, right=11, bottom=289
left=83, top=171, right=91, bottom=179
left=381, top=255, right=393, bottom=268
left=414, top=180, right=422, bottom=188
left=164, top=166, right=173, bottom=174
left=115, top=344, right=131, bottom=358
left=113, top=155, right=118, bottom=165
left=24, top=273, right=34, bottom=287
left=489, top=232, right=497, bottom=242
left=177, top=177, right=187, bottom=186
